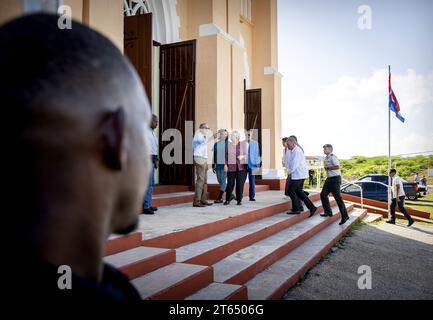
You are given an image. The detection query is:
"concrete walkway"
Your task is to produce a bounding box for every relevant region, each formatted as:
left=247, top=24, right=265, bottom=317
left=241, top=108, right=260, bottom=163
left=137, top=191, right=301, bottom=240
left=283, top=221, right=433, bottom=300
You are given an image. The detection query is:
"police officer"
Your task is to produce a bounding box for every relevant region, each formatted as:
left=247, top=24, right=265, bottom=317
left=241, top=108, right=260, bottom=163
left=320, top=144, right=349, bottom=225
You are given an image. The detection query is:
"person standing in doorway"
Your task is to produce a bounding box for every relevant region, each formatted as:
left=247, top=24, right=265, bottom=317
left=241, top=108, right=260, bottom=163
left=193, top=123, right=213, bottom=207
left=387, top=169, right=415, bottom=226
left=143, top=114, right=159, bottom=215
left=213, top=129, right=229, bottom=204
left=286, top=136, right=317, bottom=216
left=246, top=129, right=261, bottom=201
left=224, top=131, right=248, bottom=206
left=320, top=144, right=349, bottom=225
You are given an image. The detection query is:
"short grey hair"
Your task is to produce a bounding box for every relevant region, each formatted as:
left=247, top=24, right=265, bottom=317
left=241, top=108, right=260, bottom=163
left=230, top=131, right=240, bottom=141
left=287, top=136, right=297, bottom=144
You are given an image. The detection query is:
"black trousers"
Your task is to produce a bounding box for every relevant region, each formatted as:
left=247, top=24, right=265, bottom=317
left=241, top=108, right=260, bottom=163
left=390, top=196, right=413, bottom=222
left=288, top=179, right=315, bottom=212
left=320, top=176, right=348, bottom=218
left=226, top=170, right=247, bottom=202
left=285, top=175, right=292, bottom=196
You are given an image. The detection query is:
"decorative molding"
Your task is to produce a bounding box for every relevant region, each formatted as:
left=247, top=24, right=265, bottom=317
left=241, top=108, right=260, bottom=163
left=199, top=23, right=245, bottom=51
left=264, top=66, right=283, bottom=77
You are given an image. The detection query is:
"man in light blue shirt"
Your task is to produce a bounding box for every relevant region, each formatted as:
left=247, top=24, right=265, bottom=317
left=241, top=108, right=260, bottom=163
left=246, top=130, right=261, bottom=201
left=192, top=123, right=212, bottom=207
left=143, top=114, right=159, bottom=215
left=286, top=136, right=317, bottom=216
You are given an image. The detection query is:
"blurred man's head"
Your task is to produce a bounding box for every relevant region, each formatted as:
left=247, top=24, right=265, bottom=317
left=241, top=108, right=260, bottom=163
left=246, top=130, right=252, bottom=142
left=1, top=14, right=151, bottom=269
left=389, top=169, right=397, bottom=177
left=151, top=114, right=158, bottom=130
left=323, top=144, right=333, bottom=155
left=282, top=137, right=289, bottom=148
left=287, top=136, right=297, bottom=150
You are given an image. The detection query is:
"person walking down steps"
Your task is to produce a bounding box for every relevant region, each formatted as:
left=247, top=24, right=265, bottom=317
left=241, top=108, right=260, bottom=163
left=285, top=136, right=317, bottom=217
left=320, top=144, right=349, bottom=225
left=387, top=169, right=415, bottom=227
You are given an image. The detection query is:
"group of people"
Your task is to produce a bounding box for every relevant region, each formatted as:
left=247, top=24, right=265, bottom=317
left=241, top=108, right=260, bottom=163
left=414, top=173, right=428, bottom=187
left=192, top=124, right=261, bottom=207
left=282, top=137, right=350, bottom=225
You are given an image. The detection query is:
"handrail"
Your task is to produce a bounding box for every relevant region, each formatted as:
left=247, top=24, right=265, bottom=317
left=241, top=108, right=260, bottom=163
left=342, top=178, right=364, bottom=210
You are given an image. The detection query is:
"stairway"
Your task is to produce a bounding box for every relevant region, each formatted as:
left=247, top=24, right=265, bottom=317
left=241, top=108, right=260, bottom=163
left=105, top=190, right=367, bottom=300
left=150, top=184, right=271, bottom=208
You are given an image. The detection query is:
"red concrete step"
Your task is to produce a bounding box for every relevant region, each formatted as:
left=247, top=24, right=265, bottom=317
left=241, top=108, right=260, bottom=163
left=105, top=232, right=142, bottom=256
left=186, top=283, right=248, bottom=300
left=104, top=246, right=176, bottom=279
left=208, top=183, right=270, bottom=200
left=362, top=213, right=383, bottom=223
left=245, top=208, right=367, bottom=300
left=131, top=263, right=213, bottom=300
left=151, top=191, right=197, bottom=207
left=176, top=199, right=337, bottom=266
left=212, top=203, right=355, bottom=286
left=345, top=201, right=433, bottom=224
left=141, top=193, right=321, bottom=249
left=153, top=185, right=192, bottom=195
left=342, top=194, right=430, bottom=219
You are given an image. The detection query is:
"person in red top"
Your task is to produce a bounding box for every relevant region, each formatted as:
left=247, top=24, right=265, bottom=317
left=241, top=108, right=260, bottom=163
left=224, top=131, right=249, bottom=206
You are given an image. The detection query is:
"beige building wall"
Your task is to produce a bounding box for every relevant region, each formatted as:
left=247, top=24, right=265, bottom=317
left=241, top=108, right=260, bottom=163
left=0, top=0, right=283, bottom=177
left=251, top=0, right=282, bottom=172
left=0, top=0, right=23, bottom=25
left=63, top=0, right=83, bottom=23
left=86, top=0, right=124, bottom=51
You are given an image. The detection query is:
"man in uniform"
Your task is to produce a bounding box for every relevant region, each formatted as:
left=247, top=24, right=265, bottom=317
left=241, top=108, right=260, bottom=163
left=320, top=144, right=349, bottom=225
left=387, top=169, right=415, bottom=226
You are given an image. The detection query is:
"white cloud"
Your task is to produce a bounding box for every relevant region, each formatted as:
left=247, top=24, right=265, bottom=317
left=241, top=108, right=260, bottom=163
left=282, top=69, right=433, bottom=159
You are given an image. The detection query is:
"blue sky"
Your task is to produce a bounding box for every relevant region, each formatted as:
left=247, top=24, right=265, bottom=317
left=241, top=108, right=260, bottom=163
left=278, top=0, right=433, bottom=159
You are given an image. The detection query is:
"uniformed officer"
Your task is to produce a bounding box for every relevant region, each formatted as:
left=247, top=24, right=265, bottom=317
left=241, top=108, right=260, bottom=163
left=387, top=169, right=415, bottom=226
left=320, top=144, right=349, bottom=225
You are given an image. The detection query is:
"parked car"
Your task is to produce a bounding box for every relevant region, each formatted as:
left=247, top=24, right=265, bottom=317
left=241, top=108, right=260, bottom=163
left=341, top=174, right=419, bottom=201
left=418, top=184, right=428, bottom=197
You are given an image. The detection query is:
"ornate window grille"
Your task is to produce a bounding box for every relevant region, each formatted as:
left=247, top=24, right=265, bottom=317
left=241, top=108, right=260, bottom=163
left=124, top=0, right=151, bottom=16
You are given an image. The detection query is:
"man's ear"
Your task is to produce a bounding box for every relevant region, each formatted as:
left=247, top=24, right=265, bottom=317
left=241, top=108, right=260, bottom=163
left=99, top=108, right=125, bottom=171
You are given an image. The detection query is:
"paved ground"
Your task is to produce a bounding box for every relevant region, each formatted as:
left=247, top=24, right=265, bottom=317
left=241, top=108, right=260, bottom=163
left=136, top=191, right=310, bottom=240
left=283, top=221, right=433, bottom=300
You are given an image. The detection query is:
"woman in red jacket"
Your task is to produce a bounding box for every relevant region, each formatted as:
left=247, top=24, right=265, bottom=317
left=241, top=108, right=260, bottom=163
left=224, top=131, right=249, bottom=206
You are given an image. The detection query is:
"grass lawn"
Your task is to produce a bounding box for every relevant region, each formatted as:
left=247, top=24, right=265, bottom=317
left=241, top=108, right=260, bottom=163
left=406, top=192, right=433, bottom=219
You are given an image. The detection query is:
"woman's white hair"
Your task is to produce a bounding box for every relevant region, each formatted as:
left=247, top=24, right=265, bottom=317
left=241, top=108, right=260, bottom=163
left=230, top=130, right=241, bottom=142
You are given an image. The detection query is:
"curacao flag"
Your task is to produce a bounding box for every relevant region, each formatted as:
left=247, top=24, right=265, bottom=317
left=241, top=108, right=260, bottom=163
left=388, top=69, right=405, bottom=123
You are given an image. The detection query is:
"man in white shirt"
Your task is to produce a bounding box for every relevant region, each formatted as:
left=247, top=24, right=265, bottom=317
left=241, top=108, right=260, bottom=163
left=192, top=123, right=213, bottom=207
left=286, top=136, right=317, bottom=216
left=386, top=169, right=415, bottom=226
left=143, top=114, right=159, bottom=215
left=282, top=137, right=290, bottom=198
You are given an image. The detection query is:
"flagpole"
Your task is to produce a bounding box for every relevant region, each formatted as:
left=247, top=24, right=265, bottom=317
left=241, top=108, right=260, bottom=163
left=388, top=65, right=392, bottom=220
